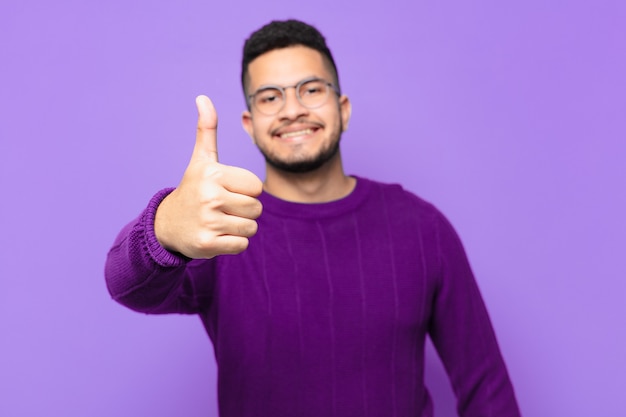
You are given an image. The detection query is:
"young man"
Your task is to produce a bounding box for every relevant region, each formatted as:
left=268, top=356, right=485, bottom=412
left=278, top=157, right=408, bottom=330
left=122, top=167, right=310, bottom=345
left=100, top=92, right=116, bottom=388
left=106, top=19, right=521, bottom=417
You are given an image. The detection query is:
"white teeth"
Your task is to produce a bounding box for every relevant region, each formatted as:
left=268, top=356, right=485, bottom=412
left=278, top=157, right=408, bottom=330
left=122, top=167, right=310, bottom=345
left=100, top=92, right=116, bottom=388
left=280, top=129, right=313, bottom=139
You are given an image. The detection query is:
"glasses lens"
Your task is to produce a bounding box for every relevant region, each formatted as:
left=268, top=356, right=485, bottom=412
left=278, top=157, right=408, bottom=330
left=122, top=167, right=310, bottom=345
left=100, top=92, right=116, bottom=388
left=298, top=80, right=329, bottom=108
left=254, top=88, right=284, bottom=115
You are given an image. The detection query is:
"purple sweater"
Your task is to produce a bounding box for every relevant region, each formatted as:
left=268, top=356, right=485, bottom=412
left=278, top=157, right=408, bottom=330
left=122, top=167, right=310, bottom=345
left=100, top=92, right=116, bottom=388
left=105, top=176, right=520, bottom=417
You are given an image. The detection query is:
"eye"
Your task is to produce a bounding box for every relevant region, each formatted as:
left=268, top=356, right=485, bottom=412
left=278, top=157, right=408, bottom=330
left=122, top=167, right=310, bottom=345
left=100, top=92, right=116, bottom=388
left=300, top=81, right=325, bottom=97
left=256, top=88, right=282, bottom=104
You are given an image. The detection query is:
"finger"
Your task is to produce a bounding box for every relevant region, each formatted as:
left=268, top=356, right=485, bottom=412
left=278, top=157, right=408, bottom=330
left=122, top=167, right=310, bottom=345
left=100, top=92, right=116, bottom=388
left=218, top=165, right=264, bottom=197
left=192, top=95, right=219, bottom=163
left=190, top=234, right=252, bottom=259
left=220, top=193, right=263, bottom=220
left=210, top=235, right=252, bottom=255
left=217, top=215, right=259, bottom=238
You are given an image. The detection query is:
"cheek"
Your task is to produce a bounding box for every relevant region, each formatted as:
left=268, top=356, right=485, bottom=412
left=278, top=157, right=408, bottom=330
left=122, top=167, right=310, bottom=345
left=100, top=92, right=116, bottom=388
left=319, top=106, right=341, bottom=126
left=250, top=118, right=270, bottom=139
left=330, top=111, right=345, bottom=133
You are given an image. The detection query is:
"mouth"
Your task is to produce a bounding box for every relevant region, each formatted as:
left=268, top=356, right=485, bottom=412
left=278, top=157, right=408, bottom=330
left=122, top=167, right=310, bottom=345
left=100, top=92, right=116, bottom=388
left=271, top=121, right=323, bottom=142
left=278, top=128, right=317, bottom=140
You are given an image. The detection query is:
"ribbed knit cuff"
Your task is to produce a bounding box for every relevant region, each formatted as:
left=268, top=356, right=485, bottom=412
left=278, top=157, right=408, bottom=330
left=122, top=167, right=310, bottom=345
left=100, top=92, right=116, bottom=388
left=142, top=188, right=190, bottom=268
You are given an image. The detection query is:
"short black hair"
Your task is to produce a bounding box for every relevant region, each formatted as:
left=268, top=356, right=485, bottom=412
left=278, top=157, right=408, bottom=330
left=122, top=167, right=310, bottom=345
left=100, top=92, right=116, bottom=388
left=241, top=19, right=340, bottom=97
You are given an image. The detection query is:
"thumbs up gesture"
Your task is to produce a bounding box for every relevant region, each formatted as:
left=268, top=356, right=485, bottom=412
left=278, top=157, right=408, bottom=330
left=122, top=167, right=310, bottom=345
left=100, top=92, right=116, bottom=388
left=154, top=95, right=264, bottom=259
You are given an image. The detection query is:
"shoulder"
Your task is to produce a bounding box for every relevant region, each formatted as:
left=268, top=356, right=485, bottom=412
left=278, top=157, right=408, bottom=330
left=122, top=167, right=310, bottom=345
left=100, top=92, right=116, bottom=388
left=356, top=176, right=441, bottom=218
left=356, top=176, right=464, bottom=243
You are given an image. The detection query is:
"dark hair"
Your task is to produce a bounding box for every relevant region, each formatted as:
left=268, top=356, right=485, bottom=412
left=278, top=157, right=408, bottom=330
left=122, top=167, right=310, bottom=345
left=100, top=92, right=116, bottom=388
left=241, top=19, right=340, bottom=97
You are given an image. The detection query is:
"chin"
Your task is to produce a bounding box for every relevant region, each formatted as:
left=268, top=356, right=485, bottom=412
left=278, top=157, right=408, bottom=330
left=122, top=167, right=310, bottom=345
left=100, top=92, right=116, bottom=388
left=262, top=142, right=340, bottom=174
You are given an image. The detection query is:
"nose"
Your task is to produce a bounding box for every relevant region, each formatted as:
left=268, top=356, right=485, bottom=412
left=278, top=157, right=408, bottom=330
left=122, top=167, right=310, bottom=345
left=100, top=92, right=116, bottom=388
left=277, top=87, right=309, bottom=120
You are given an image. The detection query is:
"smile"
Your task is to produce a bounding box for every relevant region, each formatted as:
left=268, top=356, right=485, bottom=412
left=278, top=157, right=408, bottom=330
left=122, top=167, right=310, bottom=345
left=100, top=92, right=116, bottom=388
left=278, top=128, right=315, bottom=139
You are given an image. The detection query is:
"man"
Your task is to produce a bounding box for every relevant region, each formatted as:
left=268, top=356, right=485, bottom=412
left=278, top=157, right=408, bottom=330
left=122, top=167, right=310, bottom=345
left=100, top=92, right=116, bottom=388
left=106, top=19, right=521, bottom=417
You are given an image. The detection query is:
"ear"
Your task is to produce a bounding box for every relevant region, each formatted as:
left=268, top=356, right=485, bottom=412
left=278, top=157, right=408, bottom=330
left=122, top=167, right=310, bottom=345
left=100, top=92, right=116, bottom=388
left=241, top=110, right=256, bottom=143
left=339, top=95, right=352, bottom=132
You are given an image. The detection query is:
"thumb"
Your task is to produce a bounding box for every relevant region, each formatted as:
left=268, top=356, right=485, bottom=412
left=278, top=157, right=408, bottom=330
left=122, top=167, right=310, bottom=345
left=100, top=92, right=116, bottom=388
left=192, top=95, right=219, bottom=163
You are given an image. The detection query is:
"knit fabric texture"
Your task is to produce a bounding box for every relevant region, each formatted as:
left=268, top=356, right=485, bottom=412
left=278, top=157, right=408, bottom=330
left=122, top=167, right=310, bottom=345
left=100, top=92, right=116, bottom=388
left=105, top=176, right=520, bottom=417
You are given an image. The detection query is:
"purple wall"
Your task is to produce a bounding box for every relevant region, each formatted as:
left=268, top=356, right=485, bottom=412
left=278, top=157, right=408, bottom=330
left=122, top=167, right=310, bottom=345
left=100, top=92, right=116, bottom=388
left=1, top=1, right=624, bottom=416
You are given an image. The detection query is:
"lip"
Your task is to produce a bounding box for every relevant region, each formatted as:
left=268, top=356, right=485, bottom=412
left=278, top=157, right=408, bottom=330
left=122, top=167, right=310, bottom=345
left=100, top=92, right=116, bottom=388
left=271, top=122, right=323, bottom=141
left=276, top=128, right=318, bottom=142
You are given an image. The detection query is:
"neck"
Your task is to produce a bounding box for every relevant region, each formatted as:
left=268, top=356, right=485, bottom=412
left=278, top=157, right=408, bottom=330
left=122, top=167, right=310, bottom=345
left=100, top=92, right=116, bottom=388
left=263, top=151, right=356, bottom=203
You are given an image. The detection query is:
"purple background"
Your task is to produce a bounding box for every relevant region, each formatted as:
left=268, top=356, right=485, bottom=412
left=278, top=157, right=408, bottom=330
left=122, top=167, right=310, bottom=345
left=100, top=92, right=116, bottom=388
left=1, top=1, right=624, bottom=416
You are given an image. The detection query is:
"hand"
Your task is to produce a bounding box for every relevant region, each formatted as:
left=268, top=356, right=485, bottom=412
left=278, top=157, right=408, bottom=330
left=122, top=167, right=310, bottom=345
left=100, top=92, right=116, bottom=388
left=154, top=95, right=263, bottom=259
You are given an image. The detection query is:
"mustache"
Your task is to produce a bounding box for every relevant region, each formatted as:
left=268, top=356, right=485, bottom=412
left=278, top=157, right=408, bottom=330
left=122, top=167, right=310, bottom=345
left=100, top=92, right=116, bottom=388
left=270, top=119, right=324, bottom=136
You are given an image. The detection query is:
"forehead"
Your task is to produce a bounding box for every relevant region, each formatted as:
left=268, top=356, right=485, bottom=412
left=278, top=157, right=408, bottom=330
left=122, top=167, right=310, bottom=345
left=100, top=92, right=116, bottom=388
left=247, top=45, right=333, bottom=90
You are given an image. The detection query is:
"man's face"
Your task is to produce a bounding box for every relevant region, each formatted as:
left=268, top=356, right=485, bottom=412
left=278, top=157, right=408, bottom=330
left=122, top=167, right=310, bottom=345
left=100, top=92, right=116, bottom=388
left=242, top=45, right=351, bottom=173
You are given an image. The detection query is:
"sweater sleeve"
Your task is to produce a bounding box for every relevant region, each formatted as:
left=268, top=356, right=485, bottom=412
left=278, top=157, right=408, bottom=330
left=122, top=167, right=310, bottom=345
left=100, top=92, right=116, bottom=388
left=428, top=212, right=521, bottom=417
left=104, top=188, right=213, bottom=314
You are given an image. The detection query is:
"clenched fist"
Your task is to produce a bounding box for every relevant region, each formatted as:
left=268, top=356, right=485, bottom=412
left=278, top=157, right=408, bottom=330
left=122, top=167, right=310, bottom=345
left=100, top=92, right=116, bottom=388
left=154, top=95, right=263, bottom=259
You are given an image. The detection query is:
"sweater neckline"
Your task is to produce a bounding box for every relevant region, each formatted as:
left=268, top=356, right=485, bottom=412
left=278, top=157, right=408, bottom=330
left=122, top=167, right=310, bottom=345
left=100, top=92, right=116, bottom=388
left=259, top=175, right=372, bottom=219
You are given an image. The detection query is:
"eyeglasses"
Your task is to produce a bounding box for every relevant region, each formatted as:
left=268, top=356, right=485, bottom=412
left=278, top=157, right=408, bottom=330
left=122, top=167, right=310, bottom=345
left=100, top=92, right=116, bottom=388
left=247, top=77, right=341, bottom=116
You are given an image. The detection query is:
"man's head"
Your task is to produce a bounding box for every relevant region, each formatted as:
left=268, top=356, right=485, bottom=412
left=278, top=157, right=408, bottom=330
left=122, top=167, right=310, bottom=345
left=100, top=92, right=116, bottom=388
left=241, top=19, right=340, bottom=100
left=241, top=20, right=351, bottom=174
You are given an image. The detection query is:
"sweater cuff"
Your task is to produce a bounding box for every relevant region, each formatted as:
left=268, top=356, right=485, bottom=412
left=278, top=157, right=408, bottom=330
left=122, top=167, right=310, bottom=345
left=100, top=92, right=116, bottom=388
left=142, top=188, right=190, bottom=267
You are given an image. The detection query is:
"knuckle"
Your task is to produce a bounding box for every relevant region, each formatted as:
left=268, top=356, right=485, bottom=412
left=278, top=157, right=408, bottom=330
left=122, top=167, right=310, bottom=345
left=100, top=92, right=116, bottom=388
left=243, top=199, right=262, bottom=219
left=250, top=177, right=264, bottom=195
left=253, top=200, right=263, bottom=218
left=194, top=230, right=218, bottom=249
left=235, top=219, right=258, bottom=238
left=245, top=220, right=259, bottom=237
left=200, top=185, right=225, bottom=210
left=233, top=238, right=250, bottom=253
left=222, top=237, right=249, bottom=255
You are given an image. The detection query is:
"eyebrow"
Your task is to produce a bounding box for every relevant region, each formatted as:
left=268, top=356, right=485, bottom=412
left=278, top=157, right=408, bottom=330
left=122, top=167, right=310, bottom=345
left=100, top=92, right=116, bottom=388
left=251, top=75, right=324, bottom=92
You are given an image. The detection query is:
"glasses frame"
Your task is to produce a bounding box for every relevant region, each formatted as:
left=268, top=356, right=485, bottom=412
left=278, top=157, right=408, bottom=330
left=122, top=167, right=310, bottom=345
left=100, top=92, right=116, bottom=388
left=247, top=77, right=341, bottom=116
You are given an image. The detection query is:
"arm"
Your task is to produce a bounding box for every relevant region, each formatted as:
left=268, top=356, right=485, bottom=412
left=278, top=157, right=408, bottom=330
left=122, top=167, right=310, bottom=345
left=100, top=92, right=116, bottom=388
left=429, top=213, right=521, bottom=417
left=104, top=96, right=263, bottom=314
left=105, top=188, right=209, bottom=314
